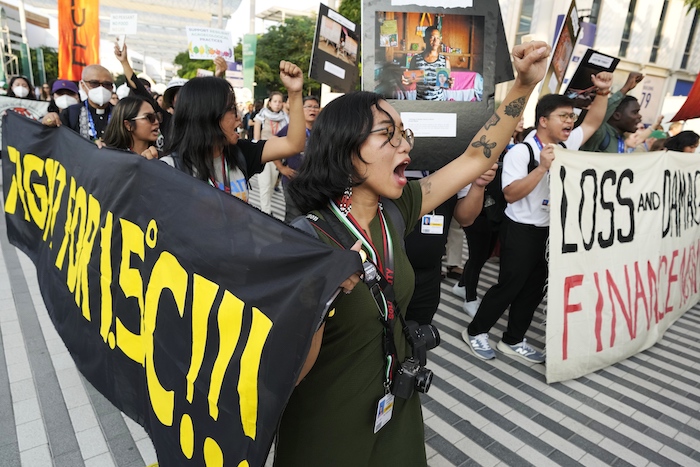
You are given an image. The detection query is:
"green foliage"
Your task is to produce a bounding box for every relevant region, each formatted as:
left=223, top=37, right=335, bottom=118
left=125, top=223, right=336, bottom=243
left=338, top=0, right=360, bottom=25
left=255, top=16, right=322, bottom=96
left=685, top=0, right=700, bottom=12
left=30, top=46, right=58, bottom=85
left=173, top=51, right=218, bottom=79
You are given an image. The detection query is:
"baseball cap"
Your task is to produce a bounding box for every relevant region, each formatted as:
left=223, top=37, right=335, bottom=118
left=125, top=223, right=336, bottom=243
left=163, top=77, right=188, bottom=109
left=51, top=80, right=79, bottom=94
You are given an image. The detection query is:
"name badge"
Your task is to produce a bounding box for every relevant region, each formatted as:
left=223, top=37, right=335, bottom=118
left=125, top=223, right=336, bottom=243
left=374, top=393, right=395, bottom=433
left=421, top=214, right=444, bottom=235
left=541, top=199, right=550, bottom=212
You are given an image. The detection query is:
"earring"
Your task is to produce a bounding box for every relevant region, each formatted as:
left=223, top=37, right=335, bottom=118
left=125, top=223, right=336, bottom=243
left=338, top=181, right=352, bottom=215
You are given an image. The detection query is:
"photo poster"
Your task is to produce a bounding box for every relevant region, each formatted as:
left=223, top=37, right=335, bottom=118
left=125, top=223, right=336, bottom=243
left=540, top=0, right=580, bottom=98
left=309, top=5, right=360, bottom=94
left=186, top=27, right=234, bottom=61
left=362, top=1, right=508, bottom=170
left=562, top=48, right=619, bottom=109
left=558, top=20, right=596, bottom=94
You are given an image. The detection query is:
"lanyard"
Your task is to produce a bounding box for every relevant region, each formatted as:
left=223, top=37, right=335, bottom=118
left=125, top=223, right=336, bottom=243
left=533, top=134, right=544, bottom=151
left=328, top=200, right=397, bottom=390
left=208, top=156, right=231, bottom=193
left=617, top=135, right=625, bottom=154
left=85, top=100, right=110, bottom=140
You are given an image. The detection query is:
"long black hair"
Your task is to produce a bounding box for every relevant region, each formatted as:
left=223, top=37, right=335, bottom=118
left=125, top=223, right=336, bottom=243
left=287, top=91, right=397, bottom=213
left=7, top=76, right=37, bottom=100
left=664, top=130, right=699, bottom=152
left=164, top=77, right=236, bottom=181
left=103, top=95, right=150, bottom=150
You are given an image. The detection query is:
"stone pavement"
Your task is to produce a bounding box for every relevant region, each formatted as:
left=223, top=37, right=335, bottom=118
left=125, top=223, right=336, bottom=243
left=1, top=175, right=699, bottom=466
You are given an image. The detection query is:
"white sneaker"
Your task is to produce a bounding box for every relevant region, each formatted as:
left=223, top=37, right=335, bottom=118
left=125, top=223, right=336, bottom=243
left=463, top=298, right=481, bottom=318
left=451, top=282, right=466, bottom=299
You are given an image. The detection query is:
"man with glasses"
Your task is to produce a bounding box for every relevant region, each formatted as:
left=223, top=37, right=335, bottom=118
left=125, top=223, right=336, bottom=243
left=42, top=65, right=115, bottom=143
left=274, top=96, right=320, bottom=222
left=461, top=72, right=612, bottom=364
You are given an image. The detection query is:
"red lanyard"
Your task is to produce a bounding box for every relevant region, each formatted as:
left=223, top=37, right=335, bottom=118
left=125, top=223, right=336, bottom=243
left=209, top=156, right=231, bottom=193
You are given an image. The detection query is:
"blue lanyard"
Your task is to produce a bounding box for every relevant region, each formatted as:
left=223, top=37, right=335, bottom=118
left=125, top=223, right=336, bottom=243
left=617, top=134, right=625, bottom=153
left=533, top=135, right=544, bottom=151
left=84, top=101, right=111, bottom=140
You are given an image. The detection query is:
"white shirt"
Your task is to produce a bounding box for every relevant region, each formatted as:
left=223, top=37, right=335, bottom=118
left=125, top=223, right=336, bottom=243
left=502, top=127, right=584, bottom=227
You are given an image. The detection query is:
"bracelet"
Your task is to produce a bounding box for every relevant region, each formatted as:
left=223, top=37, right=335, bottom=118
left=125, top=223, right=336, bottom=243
left=596, top=89, right=611, bottom=96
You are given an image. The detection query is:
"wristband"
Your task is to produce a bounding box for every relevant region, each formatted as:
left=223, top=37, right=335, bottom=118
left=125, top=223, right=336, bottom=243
left=596, top=89, right=611, bottom=96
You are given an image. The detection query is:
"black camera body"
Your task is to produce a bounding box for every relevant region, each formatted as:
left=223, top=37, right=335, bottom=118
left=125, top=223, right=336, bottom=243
left=392, top=321, right=441, bottom=399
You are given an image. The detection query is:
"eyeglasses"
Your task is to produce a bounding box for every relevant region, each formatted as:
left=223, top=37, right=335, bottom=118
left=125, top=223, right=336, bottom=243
left=550, top=112, right=579, bottom=123
left=369, top=126, right=415, bottom=149
left=303, top=105, right=320, bottom=110
left=83, top=80, right=114, bottom=90
left=131, top=112, right=162, bottom=124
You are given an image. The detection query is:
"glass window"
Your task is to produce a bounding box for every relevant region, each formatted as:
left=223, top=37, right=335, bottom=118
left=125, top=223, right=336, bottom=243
left=619, top=0, right=638, bottom=57
left=515, top=0, right=535, bottom=46
left=681, top=10, right=699, bottom=69
left=649, top=0, right=670, bottom=63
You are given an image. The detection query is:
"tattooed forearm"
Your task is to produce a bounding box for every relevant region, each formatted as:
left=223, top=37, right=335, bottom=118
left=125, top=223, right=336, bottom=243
left=471, top=135, right=497, bottom=159
left=504, top=96, right=526, bottom=117
left=484, top=113, right=500, bottom=130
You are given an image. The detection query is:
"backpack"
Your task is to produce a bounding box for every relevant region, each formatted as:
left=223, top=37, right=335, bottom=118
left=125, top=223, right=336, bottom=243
left=481, top=151, right=507, bottom=224
left=523, top=141, right=567, bottom=173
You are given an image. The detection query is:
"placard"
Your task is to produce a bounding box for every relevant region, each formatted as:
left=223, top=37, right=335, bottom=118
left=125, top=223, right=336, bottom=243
left=109, top=13, right=138, bottom=35
left=540, top=0, right=579, bottom=97
left=186, top=27, right=234, bottom=61
left=562, top=48, right=620, bottom=109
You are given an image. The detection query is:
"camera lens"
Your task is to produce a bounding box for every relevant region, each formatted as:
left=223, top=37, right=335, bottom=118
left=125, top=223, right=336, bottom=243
left=416, top=324, right=441, bottom=351
left=414, top=368, right=433, bottom=393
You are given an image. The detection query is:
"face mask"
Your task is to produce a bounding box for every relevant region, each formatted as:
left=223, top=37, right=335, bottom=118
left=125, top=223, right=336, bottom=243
left=55, top=95, right=79, bottom=110
left=12, top=86, right=29, bottom=98
left=87, top=86, right=113, bottom=106
left=79, top=88, right=88, bottom=102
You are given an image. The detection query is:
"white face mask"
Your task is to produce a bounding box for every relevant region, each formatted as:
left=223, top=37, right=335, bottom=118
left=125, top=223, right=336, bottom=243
left=86, top=86, right=113, bottom=107
left=55, top=95, right=79, bottom=110
left=79, top=88, right=88, bottom=102
left=12, top=86, right=29, bottom=98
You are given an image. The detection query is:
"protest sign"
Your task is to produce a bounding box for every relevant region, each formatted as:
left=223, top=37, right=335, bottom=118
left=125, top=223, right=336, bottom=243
left=0, top=96, right=49, bottom=149
left=2, top=112, right=360, bottom=466
left=547, top=147, right=700, bottom=383
left=109, top=14, right=138, bottom=35
left=186, top=27, right=234, bottom=61
left=310, top=5, right=360, bottom=94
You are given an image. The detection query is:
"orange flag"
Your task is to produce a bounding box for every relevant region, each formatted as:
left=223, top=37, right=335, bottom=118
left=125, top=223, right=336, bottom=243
left=58, top=0, right=100, bottom=81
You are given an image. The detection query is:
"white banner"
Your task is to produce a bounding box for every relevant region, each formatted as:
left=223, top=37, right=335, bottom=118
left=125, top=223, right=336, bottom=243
left=109, top=13, right=138, bottom=35
left=547, top=148, right=700, bottom=383
left=186, top=27, right=234, bottom=61
left=0, top=96, right=49, bottom=150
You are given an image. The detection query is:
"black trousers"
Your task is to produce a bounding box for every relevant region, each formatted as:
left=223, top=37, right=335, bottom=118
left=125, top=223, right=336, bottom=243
left=467, top=217, right=548, bottom=345
left=459, top=214, right=500, bottom=301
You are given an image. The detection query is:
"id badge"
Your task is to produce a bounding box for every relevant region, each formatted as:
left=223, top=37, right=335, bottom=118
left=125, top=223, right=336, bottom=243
left=373, top=393, right=395, bottom=433
left=541, top=199, right=550, bottom=212
left=421, top=214, right=444, bottom=235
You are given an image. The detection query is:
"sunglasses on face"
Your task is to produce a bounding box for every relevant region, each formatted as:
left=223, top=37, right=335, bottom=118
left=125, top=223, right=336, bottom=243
left=83, top=80, right=114, bottom=90
left=131, top=112, right=162, bottom=124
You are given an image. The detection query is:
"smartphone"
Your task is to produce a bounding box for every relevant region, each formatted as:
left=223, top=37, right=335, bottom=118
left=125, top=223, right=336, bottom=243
left=116, top=35, right=125, bottom=51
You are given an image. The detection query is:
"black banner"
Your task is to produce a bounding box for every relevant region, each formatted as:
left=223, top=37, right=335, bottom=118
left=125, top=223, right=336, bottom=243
left=2, top=112, right=361, bottom=466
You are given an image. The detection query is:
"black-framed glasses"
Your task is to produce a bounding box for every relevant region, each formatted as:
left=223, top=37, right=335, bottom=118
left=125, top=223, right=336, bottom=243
left=132, top=112, right=162, bottom=124
left=369, top=126, right=414, bottom=149
left=550, top=112, right=579, bottom=123
left=83, top=80, right=114, bottom=90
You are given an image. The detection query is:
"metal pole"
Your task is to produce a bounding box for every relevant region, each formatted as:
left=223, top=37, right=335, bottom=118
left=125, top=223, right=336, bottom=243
left=17, top=0, right=33, bottom=83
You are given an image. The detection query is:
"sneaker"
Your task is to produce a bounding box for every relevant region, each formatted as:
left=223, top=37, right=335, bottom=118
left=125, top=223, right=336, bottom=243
left=462, top=330, right=495, bottom=360
left=496, top=339, right=545, bottom=364
left=451, top=282, right=466, bottom=299
left=463, top=298, right=481, bottom=318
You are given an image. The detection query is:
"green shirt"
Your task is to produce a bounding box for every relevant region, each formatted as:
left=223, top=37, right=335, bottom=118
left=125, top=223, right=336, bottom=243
left=580, top=91, right=626, bottom=153
left=275, top=181, right=427, bottom=467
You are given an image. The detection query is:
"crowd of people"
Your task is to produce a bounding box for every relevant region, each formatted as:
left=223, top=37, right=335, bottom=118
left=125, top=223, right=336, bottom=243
left=3, top=34, right=700, bottom=466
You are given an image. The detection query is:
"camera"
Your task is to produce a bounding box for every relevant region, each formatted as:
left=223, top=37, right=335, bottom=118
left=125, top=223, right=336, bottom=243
left=392, top=321, right=441, bottom=399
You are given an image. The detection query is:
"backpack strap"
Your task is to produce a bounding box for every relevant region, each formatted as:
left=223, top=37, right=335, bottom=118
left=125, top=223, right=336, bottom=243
left=598, top=131, right=610, bottom=152
left=524, top=141, right=566, bottom=173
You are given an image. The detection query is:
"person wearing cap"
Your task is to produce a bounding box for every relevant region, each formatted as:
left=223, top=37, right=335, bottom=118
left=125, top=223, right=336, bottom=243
left=41, top=64, right=115, bottom=143
left=45, top=79, right=80, bottom=114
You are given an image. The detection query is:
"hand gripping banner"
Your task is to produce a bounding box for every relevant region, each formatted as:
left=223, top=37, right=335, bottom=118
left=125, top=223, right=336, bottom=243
left=2, top=112, right=361, bottom=466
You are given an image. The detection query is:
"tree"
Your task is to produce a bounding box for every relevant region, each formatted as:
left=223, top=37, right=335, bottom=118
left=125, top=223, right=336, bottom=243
left=30, top=46, right=58, bottom=84
left=255, top=16, right=322, bottom=96
left=173, top=52, right=218, bottom=79
left=684, top=0, right=700, bottom=12
left=338, top=0, right=360, bottom=25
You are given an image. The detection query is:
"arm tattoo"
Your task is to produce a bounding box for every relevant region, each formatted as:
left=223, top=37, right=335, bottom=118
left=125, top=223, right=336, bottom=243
left=484, top=113, right=500, bottom=130
left=419, top=177, right=432, bottom=194
left=504, top=96, right=526, bottom=117
left=471, top=135, right=497, bottom=159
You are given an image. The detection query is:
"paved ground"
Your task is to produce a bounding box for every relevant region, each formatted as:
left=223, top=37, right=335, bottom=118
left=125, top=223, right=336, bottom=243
left=1, top=174, right=700, bottom=466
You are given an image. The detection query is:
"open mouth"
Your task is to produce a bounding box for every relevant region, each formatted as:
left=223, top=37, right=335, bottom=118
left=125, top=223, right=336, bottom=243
left=393, top=160, right=410, bottom=186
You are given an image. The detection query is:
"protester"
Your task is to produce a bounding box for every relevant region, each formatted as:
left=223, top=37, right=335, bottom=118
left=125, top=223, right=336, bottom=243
left=241, top=102, right=255, bottom=140
left=46, top=80, right=80, bottom=114
left=405, top=26, right=451, bottom=100
left=273, top=95, right=319, bottom=222
left=277, top=41, right=551, bottom=465
left=664, top=130, right=700, bottom=153
left=41, top=65, right=115, bottom=142
left=162, top=77, right=188, bottom=114
left=102, top=95, right=161, bottom=159
left=580, top=71, right=643, bottom=153
left=160, top=61, right=306, bottom=204
left=651, top=138, right=668, bottom=151
left=254, top=91, right=289, bottom=214
left=462, top=72, right=613, bottom=364
left=668, top=121, right=683, bottom=137
left=8, top=76, right=36, bottom=100
left=40, top=82, right=51, bottom=101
